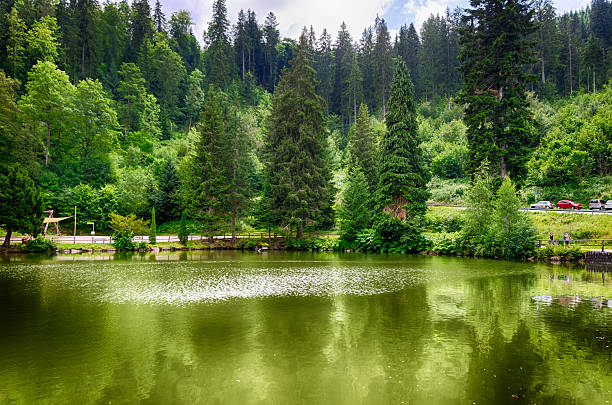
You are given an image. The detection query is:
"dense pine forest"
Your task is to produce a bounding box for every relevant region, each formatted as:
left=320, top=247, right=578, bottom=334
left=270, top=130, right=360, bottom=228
left=1, top=0, right=611, bottom=256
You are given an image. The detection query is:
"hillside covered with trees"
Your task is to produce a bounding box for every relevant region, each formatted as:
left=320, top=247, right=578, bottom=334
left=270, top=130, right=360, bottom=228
left=0, top=0, right=611, bottom=255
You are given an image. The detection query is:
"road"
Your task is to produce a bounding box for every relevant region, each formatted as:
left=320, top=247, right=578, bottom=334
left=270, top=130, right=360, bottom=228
left=2, top=234, right=282, bottom=245
left=427, top=204, right=612, bottom=215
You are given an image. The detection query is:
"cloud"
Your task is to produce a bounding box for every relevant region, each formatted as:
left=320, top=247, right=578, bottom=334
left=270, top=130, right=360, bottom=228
left=400, top=0, right=454, bottom=29
left=163, top=0, right=394, bottom=45
left=157, top=0, right=590, bottom=46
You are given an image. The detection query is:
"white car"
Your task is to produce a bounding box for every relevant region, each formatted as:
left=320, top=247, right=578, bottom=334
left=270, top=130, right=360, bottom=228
left=530, top=201, right=554, bottom=209
left=605, top=200, right=612, bottom=210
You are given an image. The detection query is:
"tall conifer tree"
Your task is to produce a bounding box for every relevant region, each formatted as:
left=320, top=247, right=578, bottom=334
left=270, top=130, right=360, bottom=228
left=375, top=60, right=429, bottom=243
left=187, top=87, right=230, bottom=233
left=265, top=34, right=334, bottom=238
left=348, top=103, right=377, bottom=192
left=206, top=0, right=233, bottom=89
left=458, top=0, right=538, bottom=182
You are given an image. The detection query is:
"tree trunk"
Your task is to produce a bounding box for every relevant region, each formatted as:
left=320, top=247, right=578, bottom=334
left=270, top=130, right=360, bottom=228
left=81, top=43, right=85, bottom=78
left=540, top=28, right=545, bottom=84
left=500, top=152, right=507, bottom=178
left=45, top=122, right=51, bottom=166
left=568, top=30, right=573, bottom=93
left=593, top=70, right=596, bottom=94
left=296, top=222, right=303, bottom=239
left=2, top=229, right=12, bottom=248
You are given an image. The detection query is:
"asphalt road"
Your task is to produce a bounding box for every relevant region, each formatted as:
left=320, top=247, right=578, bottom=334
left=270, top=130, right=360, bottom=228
left=427, top=204, right=612, bottom=215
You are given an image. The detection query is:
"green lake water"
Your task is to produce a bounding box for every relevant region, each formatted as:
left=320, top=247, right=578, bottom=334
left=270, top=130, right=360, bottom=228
left=0, top=251, right=611, bottom=404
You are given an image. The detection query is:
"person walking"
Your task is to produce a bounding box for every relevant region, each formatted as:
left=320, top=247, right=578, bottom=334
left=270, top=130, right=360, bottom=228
left=548, top=232, right=554, bottom=245
left=564, top=232, right=570, bottom=246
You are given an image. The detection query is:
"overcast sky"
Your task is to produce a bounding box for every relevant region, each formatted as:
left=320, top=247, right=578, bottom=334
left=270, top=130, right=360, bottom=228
left=158, top=0, right=592, bottom=44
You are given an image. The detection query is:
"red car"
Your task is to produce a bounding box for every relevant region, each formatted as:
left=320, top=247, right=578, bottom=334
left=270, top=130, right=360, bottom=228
left=556, top=200, right=582, bottom=209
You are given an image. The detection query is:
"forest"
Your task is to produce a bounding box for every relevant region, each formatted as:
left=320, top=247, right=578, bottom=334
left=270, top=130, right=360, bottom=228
left=0, top=0, right=611, bottom=257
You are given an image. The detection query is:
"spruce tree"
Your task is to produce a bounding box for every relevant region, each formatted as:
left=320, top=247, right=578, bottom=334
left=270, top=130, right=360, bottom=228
left=375, top=60, right=430, bottom=244
left=187, top=87, right=230, bottom=233
left=265, top=34, right=334, bottom=238
left=149, top=207, right=156, bottom=244
left=458, top=0, right=538, bottom=183
left=348, top=103, right=377, bottom=192
left=338, top=168, right=370, bottom=245
left=373, top=17, right=393, bottom=117
left=154, top=159, right=180, bottom=223
left=206, top=0, right=233, bottom=89
left=153, top=0, right=166, bottom=33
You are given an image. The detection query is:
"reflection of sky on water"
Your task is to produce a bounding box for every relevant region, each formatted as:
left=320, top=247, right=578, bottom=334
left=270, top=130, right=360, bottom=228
left=1, top=252, right=611, bottom=404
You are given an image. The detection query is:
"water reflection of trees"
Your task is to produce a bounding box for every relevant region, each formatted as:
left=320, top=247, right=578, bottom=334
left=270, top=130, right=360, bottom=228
left=0, top=257, right=611, bottom=403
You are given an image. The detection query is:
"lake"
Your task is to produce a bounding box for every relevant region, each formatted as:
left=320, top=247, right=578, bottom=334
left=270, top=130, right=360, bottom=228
left=0, top=251, right=610, bottom=404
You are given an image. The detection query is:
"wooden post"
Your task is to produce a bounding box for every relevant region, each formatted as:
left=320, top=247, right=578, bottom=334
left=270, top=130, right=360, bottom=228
left=74, top=206, right=77, bottom=244
left=603, top=239, right=605, bottom=253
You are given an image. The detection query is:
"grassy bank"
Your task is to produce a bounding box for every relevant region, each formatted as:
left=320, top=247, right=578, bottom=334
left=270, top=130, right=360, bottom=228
left=425, top=206, right=612, bottom=240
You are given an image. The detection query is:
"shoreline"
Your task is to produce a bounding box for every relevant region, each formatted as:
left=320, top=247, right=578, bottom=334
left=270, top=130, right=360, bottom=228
left=0, top=243, right=593, bottom=265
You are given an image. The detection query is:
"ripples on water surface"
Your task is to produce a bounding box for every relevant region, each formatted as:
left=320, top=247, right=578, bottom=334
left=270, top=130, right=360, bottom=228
left=0, top=252, right=610, bottom=404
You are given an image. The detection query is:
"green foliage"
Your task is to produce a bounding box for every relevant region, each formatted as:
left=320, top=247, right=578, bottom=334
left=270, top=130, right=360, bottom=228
left=535, top=245, right=585, bottom=261
left=376, top=60, right=430, bottom=219
left=112, top=230, right=134, bottom=251
left=0, top=70, right=34, bottom=168
left=27, top=16, right=61, bottom=63
left=149, top=208, right=156, bottom=244
left=135, top=241, right=149, bottom=250
left=185, top=87, right=230, bottom=232
left=265, top=34, right=334, bottom=237
left=0, top=165, right=43, bottom=247
left=426, top=210, right=464, bottom=233
left=178, top=211, right=189, bottom=245
left=459, top=171, right=537, bottom=259
left=285, top=237, right=339, bottom=252
left=348, top=103, right=378, bottom=191
left=109, top=212, right=148, bottom=251
left=115, top=167, right=156, bottom=217
left=458, top=0, right=538, bottom=182
left=351, top=226, right=431, bottom=254
left=528, top=83, right=612, bottom=191
left=24, top=236, right=57, bottom=253
left=428, top=177, right=468, bottom=204
left=373, top=60, right=429, bottom=252
left=338, top=169, right=371, bottom=245
left=430, top=233, right=461, bottom=255
left=19, top=61, right=75, bottom=167
left=109, top=213, right=150, bottom=235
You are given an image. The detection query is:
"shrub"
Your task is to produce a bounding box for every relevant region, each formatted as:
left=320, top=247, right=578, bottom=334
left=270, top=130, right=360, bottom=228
left=112, top=230, right=134, bottom=251
left=135, top=241, right=149, bottom=250
left=24, top=236, right=57, bottom=253
left=431, top=233, right=460, bottom=255
left=535, top=245, right=584, bottom=261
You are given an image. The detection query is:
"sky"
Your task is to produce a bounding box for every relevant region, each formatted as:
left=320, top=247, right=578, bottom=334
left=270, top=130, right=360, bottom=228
left=158, top=0, right=592, bottom=45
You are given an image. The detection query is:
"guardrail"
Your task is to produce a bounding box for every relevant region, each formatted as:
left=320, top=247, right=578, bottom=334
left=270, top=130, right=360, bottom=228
left=537, top=239, right=612, bottom=252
